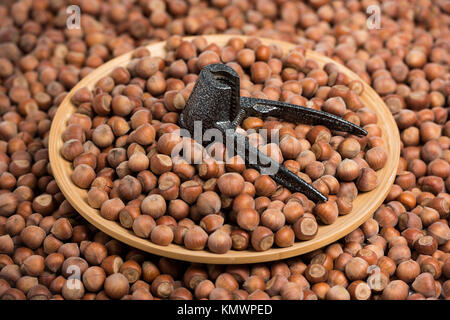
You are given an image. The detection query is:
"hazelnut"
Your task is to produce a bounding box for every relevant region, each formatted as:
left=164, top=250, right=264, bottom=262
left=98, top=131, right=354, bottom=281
left=275, top=226, right=295, bottom=247
left=251, top=226, right=274, bottom=251
left=314, top=200, right=339, bottom=225
left=141, top=194, right=166, bottom=219
left=356, top=168, right=378, bottom=192
left=311, top=141, right=332, bottom=161
left=261, top=208, right=285, bottom=231
left=83, top=242, right=107, bottom=265
left=21, top=255, right=44, bottom=277
left=120, top=260, right=142, bottom=284
left=0, top=235, right=14, bottom=255
left=92, top=124, right=114, bottom=148
left=236, top=208, right=259, bottom=231
left=427, top=222, right=450, bottom=245
left=293, top=216, right=318, bottom=240
left=184, top=226, right=208, bottom=250
left=412, top=273, right=436, bottom=298
left=20, top=226, right=46, bottom=249
left=338, top=138, right=361, bottom=159
left=337, top=159, right=359, bottom=181
left=150, top=225, right=174, bottom=246
left=396, top=260, right=420, bottom=283
left=83, top=266, right=106, bottom=292
left=61, top=139, right=83, bottom=161
left=62, top=279, right=85, bottom=300
left=231, top=229, right=250, bottom=251
left=71, top=164, right=96, bottom=189
left=207, top=230, right=232, bottom=254
left=104, top=273, right=130, bottom=299
left=118, top=175, right=142, bottom=201
left=87, top=188, right=108, bottom=209
left=194, top=279, right=215, bottom=300
left=151, top=274, right=174, bottom=298
left=200, top=214, right=224, bottom=233
left=365, top=147, right=388, bottom=170
left=133, top=124, right=156, bottom=145
left=305, top=161, right=325, bottom=180
left=150, top=154, right=173, bottom=175
left=326, top=285, right=350, bottom=300
left=101, top=256, right=124, bottom=276
left=345, top=257, right=369, bottom=281
left=179, top=181, right=202, bottom=204
left=196, top=191, right=221, bottom=215
left=254, top=175, right=277, bottom=197
left=100, top=198, right=125, bottom=221
left=282, top=200, right=304, bottom=224
left=44, top=253, right=64, bottom=273
left=217, top=173, right=244, bottom=197
left=280, top=282, right=303, bottom=300
left=132, top=215, right=156, bottom=238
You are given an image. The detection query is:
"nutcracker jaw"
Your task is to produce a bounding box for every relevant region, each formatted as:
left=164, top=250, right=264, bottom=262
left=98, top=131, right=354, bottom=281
left=180, top=64, right=367, bottom=203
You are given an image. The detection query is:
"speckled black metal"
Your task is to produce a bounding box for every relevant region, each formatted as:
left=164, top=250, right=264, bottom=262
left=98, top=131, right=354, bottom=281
left=215, top=121, right=328, bottom=202
left=179, top=64, right=240, bottom=134
left=180, top=64, right=368, bottom=203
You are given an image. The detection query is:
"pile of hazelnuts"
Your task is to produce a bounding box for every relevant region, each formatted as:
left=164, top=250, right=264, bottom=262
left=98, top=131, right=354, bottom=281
left=60, top=36, right=387, bottom=254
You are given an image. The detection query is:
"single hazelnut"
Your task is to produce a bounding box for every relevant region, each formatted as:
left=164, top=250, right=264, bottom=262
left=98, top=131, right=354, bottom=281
left=71, top=164, right=96, bottom=189
left=217, top=173, right=245, bottom=197
left=311, top=141, right=332, bottom=161
left=20, top=255, right=44, bottom=277
left=356, top=167, right=378, bottom=192
left=275, top=226, right=295, bottom=247
left=82, top=266, right=106, bottom=292
left=254, top=175, right=277, bottom=197
left=196, top=191, right=221, bottom=215
left=104, top=273, right=130, bottom=299
left=62, top=279, right=85, bottom=300
left=314, top=200, right=339, bottom=224
left=150, top=225, right=174, bottom=246
left=207, top=230, right=232, bottom=254
left=120, top=260, right=142, bottom=284
left=293, top=216, right=318, bottom=241
left=118, top=175, right=142, bottom=201
left=141, top=194, right=167, bottom=219
left=236, top=208, right=260, bottom=231
left=20, top=226, right=46, bottom=249
left=199, top=214, right=224, bottom=234
left=282, top=200, right=304, bottom=224
left=338, top=138, right=361, bottom=159
left=261, top=208, right=285, bottom=231
left=83, top=242, right=107, bottom=265
left=100, top=198, right=125, bottom=221
left=231, top=229, right=250, bottom=251
left=87, top=188, right=108, bottom=209
left=179, top=180, right=203, bottom=204
left=337, top=159, right=359, bottom=181
left=412, top=273, right=436, bottom=298
left=251, top=226, right=274, bottom=251
left=92, top=124, right=114, bottom=148
left=183, top=226, right=208, bottom=250
left=61, top=139, right=83, bottom=161
left=132, top=215, right=156, bottom=238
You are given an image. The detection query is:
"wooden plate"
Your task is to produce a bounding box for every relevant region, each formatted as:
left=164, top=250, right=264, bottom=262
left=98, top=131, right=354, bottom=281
left=49, top=35, right=400, bottom=264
